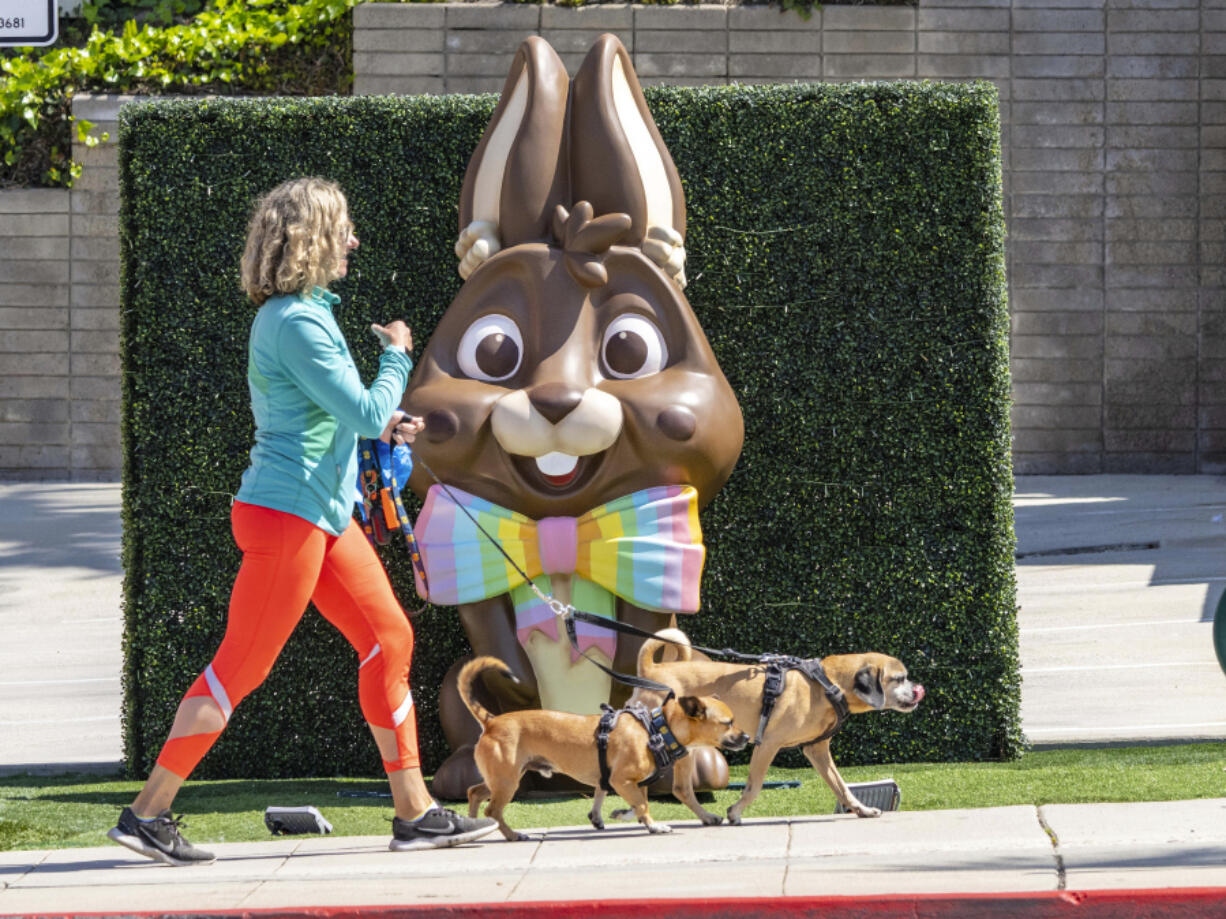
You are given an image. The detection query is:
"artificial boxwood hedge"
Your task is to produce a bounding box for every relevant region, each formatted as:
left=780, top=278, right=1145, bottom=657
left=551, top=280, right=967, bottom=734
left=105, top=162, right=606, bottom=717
left=119, top=83, right=1018, bottom=783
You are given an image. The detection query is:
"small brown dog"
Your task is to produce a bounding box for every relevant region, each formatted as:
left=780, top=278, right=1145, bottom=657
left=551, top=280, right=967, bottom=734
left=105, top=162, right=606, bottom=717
left=635, top=629, right=924, bottom=825
left=459, top=655, right=749, bottom=840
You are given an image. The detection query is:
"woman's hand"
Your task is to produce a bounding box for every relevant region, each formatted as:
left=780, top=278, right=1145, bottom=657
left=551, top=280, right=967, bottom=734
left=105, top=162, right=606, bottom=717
left=380, top=411, right=426, bottom=446
left=371, top=321, right=413, bottom=353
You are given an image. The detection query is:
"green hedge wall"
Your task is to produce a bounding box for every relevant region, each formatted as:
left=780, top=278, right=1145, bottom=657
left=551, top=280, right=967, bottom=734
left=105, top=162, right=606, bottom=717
left=119, top=83, right=1018, bottom=783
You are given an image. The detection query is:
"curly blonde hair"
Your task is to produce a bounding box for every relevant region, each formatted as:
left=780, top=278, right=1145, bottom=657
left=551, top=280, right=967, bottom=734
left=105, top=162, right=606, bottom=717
left=240, top=177, right=354, bottom=306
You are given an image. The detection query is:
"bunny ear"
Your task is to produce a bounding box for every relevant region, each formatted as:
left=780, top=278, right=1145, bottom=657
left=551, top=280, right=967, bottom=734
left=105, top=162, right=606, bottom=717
left=458, top=36, right=569, bottom=269
left=569, top=34, right=687, bottom=250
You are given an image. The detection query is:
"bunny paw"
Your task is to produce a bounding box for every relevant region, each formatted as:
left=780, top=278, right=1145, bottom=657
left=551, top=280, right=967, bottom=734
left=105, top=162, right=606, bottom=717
left=456, top=220, right=502, bottom=279
left=642, top=225, right=687, bottom=288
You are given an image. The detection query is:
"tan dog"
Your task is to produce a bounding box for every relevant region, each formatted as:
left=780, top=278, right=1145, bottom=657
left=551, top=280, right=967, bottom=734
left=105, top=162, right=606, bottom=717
left=635, top=629, right=925, bottom=825
left=459, top=656, right=750, bottom=840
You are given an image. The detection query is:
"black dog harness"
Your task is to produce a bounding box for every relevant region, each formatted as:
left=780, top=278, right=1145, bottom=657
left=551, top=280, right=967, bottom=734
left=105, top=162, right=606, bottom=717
left=755, top=655, right=851, bottom=748
left=595, top=701, right=688, bottom=792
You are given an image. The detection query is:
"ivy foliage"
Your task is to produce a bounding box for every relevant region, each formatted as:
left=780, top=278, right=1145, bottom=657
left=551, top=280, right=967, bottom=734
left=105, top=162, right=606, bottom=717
left=77, top=0, right=213, bottom=28
left=119, top=84, right=1018, bottom=784
left=0, top=0, right=353, bottom=188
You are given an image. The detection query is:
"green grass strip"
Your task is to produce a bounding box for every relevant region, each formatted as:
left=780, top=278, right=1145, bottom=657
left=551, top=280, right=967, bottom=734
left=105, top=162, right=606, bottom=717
left=2, top=744, right=1223, bottom=852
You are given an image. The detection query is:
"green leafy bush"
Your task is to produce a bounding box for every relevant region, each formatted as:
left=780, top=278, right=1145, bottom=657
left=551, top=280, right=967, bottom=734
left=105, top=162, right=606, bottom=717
left=119, top=84, right=1017, bottom=784
left=0, top=0, right=352, bottom=188
left=78, top=0, right=212, bottom=29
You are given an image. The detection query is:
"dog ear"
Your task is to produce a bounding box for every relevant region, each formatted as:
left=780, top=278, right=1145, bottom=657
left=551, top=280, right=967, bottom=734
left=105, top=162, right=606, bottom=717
left=678, top=696, right=706, bottom=719
left=852, top=665, right=885, bottom=709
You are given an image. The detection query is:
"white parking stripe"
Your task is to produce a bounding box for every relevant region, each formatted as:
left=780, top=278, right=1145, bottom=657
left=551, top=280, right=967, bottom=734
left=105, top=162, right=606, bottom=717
left=0, top=715, right=118, bottom=726
left=1021, top=577, right=1226, bottom=593
left=1014, top=503, right=1226, bottom=516
left=1024, top=618, right=1211, bottom=634
left=0, top=677, right=118, bottom=686
left=1025, top=662, right=1220, bottom=673
left=1028, top=722, right=1226, bottom=734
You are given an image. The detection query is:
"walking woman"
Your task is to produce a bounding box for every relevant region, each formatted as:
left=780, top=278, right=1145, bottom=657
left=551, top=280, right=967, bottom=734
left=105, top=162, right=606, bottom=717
left=109, top=177, right=495, bottom=865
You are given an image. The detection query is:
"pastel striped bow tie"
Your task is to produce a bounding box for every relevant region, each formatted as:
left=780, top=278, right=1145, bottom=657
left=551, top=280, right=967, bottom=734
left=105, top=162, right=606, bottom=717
left=412, top=483, right=705, bottom=660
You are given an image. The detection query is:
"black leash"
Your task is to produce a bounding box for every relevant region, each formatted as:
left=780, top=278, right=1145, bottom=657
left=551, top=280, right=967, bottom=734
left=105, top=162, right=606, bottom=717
left=405, top=446, right=850, bottom=741
left=407, top=447, right=679, bottom=696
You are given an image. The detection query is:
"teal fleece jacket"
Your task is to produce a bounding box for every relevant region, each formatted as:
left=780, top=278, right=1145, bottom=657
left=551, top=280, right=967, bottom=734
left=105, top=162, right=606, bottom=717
left=235, top=287, right=412, bottom=536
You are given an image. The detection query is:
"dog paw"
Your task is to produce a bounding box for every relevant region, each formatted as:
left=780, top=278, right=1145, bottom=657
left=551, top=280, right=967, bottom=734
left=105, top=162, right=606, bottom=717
left=609, top=807, right=635, bottom=822
left=646, top=823, right=673, bottom=834
left=589, top=817, right=606, bottom=831
left=726, top=809, right=743, bottom=826
left=853, top=805, right=883, bottom=818
left=700, top=813, right=723, bottom=826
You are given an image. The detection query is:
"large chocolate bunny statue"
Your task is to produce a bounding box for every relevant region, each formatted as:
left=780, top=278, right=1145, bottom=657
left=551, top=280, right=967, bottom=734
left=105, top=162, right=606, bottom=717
left=404, top=34, right=744, bottom=800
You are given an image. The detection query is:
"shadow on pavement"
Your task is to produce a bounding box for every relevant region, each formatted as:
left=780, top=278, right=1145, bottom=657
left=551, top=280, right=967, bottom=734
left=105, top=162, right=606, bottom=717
left=0, top=484, right=122, bottom=579
left=1013, top=478, right=1226, bottom=623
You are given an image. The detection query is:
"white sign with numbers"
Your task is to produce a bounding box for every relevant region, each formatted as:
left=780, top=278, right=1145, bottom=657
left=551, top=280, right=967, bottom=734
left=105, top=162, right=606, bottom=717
left=0, top=0, right=57, bottom=47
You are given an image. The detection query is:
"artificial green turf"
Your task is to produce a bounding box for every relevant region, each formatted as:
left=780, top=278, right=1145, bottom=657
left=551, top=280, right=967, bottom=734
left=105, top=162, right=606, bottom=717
left=2, top=743, right=1223, bottom=852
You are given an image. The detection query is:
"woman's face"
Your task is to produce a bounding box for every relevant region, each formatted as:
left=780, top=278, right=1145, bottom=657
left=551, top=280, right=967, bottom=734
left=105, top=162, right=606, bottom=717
left=337, top=225, right=359, bottom=278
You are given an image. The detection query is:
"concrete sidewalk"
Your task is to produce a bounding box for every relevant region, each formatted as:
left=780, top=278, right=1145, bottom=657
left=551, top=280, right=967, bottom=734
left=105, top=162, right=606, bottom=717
left=2, top=800, right=1225, bottom=913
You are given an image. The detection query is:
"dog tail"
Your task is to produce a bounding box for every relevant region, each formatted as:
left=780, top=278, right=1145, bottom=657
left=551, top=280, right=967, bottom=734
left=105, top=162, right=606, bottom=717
left=457, top=655, right=517, bottom=727
left=637, top=627, right=692, bottom=680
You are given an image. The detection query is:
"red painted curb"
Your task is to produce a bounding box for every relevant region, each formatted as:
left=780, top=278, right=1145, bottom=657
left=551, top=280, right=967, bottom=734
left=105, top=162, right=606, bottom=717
left=15, top=889, right=1226, bottom=919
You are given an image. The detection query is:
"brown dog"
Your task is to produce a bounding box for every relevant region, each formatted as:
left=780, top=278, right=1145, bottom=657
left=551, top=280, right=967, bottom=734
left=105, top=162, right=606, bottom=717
left=634, top=629, right=925, bottom=825
left=459, top=655, right=750, bottom=840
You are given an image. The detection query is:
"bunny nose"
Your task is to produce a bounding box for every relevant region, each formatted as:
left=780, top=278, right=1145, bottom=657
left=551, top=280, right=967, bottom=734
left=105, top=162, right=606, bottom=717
left=528, top=383, right=584, bottom=425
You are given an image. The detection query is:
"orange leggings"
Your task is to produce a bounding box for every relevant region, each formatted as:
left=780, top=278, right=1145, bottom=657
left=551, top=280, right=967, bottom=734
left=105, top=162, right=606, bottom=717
left=157, top=501, right=419, bottom=778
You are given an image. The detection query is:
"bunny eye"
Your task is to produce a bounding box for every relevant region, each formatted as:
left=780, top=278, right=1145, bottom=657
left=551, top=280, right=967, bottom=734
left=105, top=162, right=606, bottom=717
left=601, top=314, right=668, bottom=380
left=457, top=314, right=523, bottom=382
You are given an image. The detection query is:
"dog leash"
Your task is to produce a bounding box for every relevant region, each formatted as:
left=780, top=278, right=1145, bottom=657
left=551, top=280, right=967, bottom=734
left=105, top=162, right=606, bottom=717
left=408, top=447, right=772, bottom=663
left=405, top=447, right=682, bottom=696
left=357, top=438, right=430, bottom=619
left=404, top=445, right=850, bottom=734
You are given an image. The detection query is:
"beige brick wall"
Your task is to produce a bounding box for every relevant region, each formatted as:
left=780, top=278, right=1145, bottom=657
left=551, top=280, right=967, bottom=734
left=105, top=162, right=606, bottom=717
left=0, top=95, right=125, bottom=480
left=0, top=189, right=73, bottom=478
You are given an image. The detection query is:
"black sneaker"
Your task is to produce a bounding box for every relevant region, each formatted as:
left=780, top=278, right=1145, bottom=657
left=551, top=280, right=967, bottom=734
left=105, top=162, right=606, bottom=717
left=389, top=807, right=498, bottom=851
left=107, top=807, right=216, bottom=866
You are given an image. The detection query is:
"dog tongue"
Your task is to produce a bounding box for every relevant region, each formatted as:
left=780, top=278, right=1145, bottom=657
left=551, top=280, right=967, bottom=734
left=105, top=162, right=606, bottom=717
left=913, top=685, right=925, bottom=702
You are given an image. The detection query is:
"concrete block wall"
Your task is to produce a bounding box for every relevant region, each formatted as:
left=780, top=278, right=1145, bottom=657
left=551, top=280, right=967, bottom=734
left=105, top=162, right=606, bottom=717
left=2, top=1, right=1223, bottom=476
left=0, top=188, right=72, bottom=477
left=0, top=96, right=123, bottom=480
left=1203, top=1, right=1226, bottom=470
